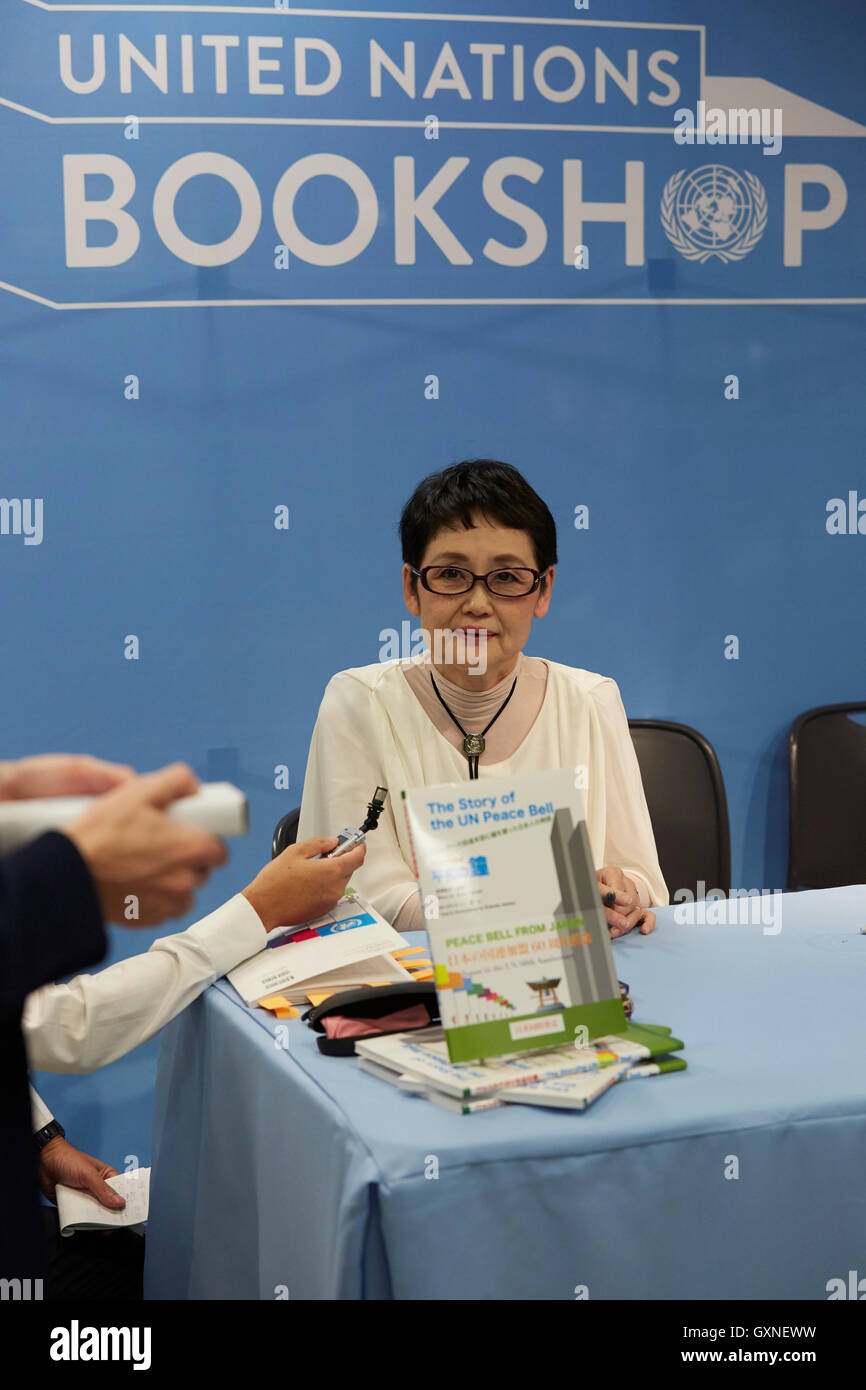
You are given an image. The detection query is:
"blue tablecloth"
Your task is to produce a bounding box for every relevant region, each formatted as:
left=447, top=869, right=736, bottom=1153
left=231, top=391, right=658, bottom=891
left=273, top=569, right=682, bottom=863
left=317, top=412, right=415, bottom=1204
left=144, top=887, right=866, bottom=1300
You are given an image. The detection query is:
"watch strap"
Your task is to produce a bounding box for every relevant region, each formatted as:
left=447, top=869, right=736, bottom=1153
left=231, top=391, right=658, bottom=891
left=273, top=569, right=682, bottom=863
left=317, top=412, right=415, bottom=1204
left=34, top=1119, right=65, bottom=1150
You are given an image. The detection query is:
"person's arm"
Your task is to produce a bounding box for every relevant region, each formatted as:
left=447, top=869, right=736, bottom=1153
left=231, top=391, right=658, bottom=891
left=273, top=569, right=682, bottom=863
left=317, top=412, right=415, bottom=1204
left=27, top=1087, right=128, bottom=1213
left=395, top=891, right=424, bottom=932
left=21, top=837, right=363, bottom=1073
left=21, top=894, right=265, bottom=1073
left=1, top=758, right=228, bottom=934
left=297, top=673, right=421, bottom=926
left=592, top=679, right=669, bottom=908
left=30, top=1084, right=54, bottom=1132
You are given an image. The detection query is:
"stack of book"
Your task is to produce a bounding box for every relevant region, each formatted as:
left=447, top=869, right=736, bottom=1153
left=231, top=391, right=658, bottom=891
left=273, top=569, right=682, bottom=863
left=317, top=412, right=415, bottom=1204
left=356, top=1022, right=686, bottom=1115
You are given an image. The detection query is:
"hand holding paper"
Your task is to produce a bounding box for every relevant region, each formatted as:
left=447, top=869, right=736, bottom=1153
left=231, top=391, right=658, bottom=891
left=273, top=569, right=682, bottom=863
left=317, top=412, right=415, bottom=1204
left=39, top=1135, right=126, bottom=1211
left=55, top=1170, right=150, bottom=1238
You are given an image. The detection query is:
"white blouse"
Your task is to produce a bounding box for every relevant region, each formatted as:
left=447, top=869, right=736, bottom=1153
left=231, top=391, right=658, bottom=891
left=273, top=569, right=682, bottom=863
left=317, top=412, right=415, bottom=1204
left=297, top=658, right=669, bottom=926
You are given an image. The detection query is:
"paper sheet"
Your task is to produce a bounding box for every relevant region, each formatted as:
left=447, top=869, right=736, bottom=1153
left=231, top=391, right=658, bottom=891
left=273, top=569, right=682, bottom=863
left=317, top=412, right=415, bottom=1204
left=55, top=1168, right=150, bottom=1237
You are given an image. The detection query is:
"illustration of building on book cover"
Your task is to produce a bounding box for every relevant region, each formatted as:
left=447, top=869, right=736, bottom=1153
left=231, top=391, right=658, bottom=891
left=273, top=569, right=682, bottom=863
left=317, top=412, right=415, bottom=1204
left=402, top=769, right=627, bottom=1063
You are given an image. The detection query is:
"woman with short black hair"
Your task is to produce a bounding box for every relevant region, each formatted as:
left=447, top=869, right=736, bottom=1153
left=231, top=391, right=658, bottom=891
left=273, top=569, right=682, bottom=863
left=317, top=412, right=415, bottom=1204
left=298, top=459, right=667, bottom=935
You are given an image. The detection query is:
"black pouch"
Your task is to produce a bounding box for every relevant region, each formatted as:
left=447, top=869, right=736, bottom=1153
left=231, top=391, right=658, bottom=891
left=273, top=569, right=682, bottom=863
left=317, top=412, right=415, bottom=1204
left=304, top=981, right=440, bottom=1057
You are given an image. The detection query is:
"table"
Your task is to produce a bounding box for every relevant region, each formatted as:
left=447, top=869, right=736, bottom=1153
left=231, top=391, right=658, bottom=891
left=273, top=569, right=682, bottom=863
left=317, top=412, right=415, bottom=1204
left=144, top=887, right=866, bottom=1300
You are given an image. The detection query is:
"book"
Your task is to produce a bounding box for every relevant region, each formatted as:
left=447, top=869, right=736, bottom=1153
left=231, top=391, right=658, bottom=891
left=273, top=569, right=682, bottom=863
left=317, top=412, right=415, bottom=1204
left=623, top=1057, right=688, bottom=1079
left=357, top=1056, right=503, bottom=1112
left=427, top=1091, right=504, bottom=1116
left=504, top=1054, right=688, bottom=1107
left=499, top=1055, right=687, bottom=1107
left=612, top=1021, right=684, bottom=1054
left=355, top=1024, right=682, bottom=1100
left=498, top=1061, right=632, bottom=1109
left=402, top=768, right=629, bottom=1063
left=227, top=891, right=413, bottom=1006
left=357, top=1057, right=429, bottom=1093
left=55, top=1169, right=150, bottom=1237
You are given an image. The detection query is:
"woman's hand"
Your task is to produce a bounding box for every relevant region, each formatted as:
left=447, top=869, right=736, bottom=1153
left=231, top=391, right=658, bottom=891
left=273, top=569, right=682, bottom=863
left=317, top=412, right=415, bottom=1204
left=596, top=866, right=655, bottom=938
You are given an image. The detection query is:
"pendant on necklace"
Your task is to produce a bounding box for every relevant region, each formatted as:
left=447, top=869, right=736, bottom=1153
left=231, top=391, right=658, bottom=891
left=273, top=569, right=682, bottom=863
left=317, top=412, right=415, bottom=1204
left=463, top=733, right=485, bottom=758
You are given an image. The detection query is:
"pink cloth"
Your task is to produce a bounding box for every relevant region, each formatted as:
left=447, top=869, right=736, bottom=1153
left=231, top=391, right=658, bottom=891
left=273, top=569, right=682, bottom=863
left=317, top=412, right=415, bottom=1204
left=321, top=1002, right=432, bottom=1039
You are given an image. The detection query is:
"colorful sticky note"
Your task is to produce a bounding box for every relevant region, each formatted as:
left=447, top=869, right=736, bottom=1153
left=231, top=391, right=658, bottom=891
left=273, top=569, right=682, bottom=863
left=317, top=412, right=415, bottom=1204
left=258, top=994, right=301, bottom=1019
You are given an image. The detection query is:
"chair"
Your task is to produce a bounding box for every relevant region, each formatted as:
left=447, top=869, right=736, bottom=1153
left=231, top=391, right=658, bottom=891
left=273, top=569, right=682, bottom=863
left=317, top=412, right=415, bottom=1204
left=787, top=701, right=866, bottom=890
left=628, top=720, right=731, bottom=899
left=272, top=806, right=301, bottom=858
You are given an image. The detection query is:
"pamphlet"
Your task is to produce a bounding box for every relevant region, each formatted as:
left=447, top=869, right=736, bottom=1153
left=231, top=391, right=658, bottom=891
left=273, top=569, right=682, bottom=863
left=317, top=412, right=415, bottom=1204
left=55, top=1169, right=150, bottom=1237
left=227, top=891, right=412, bottom=1006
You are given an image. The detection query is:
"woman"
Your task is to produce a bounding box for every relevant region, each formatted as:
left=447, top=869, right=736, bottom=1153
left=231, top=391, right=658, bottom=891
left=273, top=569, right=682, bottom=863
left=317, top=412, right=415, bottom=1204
left=297, top=460, right=667, bottom=937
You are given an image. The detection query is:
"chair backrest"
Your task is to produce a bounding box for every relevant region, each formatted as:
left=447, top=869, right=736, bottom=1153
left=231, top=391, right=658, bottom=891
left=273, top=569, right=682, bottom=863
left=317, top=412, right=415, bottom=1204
left=628, top=720, right=731, bottom=899
left=272, top=807, right=301, bottom=859
left=787, top=702, right=866, bottom=890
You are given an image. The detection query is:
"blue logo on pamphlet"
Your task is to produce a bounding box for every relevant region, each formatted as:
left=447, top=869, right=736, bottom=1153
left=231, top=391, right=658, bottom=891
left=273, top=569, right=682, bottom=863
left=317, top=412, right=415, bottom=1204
left=318, top=913, right=376, bottom=935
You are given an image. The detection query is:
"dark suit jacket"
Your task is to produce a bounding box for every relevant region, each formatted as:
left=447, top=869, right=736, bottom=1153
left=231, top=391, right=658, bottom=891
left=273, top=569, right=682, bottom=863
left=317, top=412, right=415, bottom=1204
left=0, top=832, right=106, bottom=1277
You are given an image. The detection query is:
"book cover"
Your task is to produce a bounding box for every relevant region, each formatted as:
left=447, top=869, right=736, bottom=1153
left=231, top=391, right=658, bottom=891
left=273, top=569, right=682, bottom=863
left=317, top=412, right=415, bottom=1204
left=622, top=1057, right=688, bottom=1080
left=354, top=1028, right=660, bottom=1099
left=498, top=1061, right=632, bottom=1110
left=402, top=769, right=628, bottom=1062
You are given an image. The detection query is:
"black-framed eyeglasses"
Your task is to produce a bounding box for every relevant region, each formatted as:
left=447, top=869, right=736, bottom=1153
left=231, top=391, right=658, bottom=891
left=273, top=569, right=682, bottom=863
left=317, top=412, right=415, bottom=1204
left=410, top=565, right=548, bottom=597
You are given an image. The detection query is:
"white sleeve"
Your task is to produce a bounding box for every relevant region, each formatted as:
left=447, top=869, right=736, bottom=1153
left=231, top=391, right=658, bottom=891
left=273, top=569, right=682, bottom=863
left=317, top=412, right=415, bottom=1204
left=21, top=893, right=266, bottom=1074
left=30, top=1085, right=53, bottom=1132
left=297, top=673, right=420, bottom=925
left=592, top=679, right=669, bottom=908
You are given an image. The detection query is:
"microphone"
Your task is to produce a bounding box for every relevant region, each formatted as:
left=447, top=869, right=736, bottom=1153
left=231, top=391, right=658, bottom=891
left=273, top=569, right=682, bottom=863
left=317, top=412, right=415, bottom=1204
left=0, top=782, right=249, bottom=855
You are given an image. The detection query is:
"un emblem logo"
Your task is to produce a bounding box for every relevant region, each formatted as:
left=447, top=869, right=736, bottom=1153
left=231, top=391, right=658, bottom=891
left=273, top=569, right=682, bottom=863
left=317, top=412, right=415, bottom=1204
left=660, top=164, right=767, bottom=263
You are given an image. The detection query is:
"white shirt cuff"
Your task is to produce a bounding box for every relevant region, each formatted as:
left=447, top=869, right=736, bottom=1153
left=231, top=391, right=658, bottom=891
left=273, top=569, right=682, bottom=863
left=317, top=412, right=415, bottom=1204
left=30, top=1085, right=53, bottom=1132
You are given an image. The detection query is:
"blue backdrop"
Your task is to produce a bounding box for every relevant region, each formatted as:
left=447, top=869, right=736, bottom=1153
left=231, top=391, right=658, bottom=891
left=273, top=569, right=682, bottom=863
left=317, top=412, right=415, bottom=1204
left=3, top=0, right=864, bottom=1166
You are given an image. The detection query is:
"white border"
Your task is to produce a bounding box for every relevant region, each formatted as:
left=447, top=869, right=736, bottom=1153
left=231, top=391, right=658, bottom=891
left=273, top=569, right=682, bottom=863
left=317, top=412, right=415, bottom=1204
left=0, top=100, right=688, bottom=132
left=1, top=281, right=864, bottom=309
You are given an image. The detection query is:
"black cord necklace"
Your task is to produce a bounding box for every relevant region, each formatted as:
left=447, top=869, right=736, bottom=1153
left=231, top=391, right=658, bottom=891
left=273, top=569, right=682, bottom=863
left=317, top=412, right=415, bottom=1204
left=430, top=671, right=518, bottom=779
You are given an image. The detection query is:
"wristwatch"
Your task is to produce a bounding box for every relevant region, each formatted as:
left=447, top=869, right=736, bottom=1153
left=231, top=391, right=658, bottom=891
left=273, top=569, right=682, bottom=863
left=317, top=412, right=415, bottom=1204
left=34, top=1119, right=65, bottom=1150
